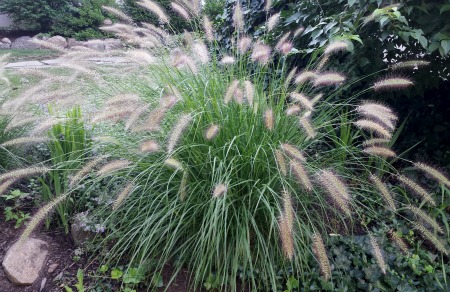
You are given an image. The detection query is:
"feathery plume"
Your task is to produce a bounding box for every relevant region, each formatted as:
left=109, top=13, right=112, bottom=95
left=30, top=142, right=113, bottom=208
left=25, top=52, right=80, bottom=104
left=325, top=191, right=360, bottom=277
left=203, top=16, right=214, bottom=42
left=267, top=13, right=280, bottom=31
left=314, top=73, right=346, bottom=87
left=280, top=143, right=305, bottom=162
left=369, top=174, right=396, bottom=211
left=317, top=170, right=351, bottom=216
left=102, top=6, right=134, bottom=23
left=265, top=0, right=272, bottom=12
left=407, top=205, right=443, bottom=234
left=112, top=182, right=134, bottom=210
left=165, top=158, right=183, bottom=170
left=264, top=109, right=274, bottom=130
left=290, top=160, right=313, bottom=191
left=140, top=140, right=160, bottom=153
left=324, top=41, right=349, bottom=55
left=294, top=27, right=304, bottom=37
left=311, top=94, right=323, bottom=105
left=295, top=71, right=316, bottom=84
left=224, top=80, right=239, bottom=104
left=192, top=41, right=210, bottom=64
left=234, top=88, right=245, bottom=105
left=251, top=43, right=272, bottom=65
left=414, top=223, right=448, bottom=255
left=0, top=180, right=15, bottom=196
left=282, top=190, right=294, bottom=231
left=126, top=50, right=155, bottom=64
left=91, top=107, right=136, bottom=124
left=220, top=55, right=235, bottom=65
left=397, top=175, right=436, bottom=206
left=132, top=106, right=168, bottom=132
left=70, top=156, right=107, bottom=187
left=244, top=80, right=254, bottom=105
left=277, top=41, right=293, bottom=55
left=357, top=102, right=397, bottom=129
left=414, top=162, right=450, bottom=188
left=284, top=67, right=297, bottom=87
left=233, top=3, right=244, bottom=31
left=278, top=216, right=294, bottom=260
left=312, top=233, right=331, bottom=281
left=0, top=166, right=49, bottom=182
left=286, top=105, right=301, bottom=116
left=363, top=146, right=396, bottom=158
left=170, top=2, right=190, bottom=21
left=30, top=39, right=66, bottom=53
left=125, top=106, right=148, bottom=131
left=212, top=183, right=227, bottom=198
left=106, top=94, right=140, bottom=107
left=299, top=115, right=316, bottom=139
left=19, top=193, right=70, bottom=243
left=167, top=114, right=192, bottom=153
left=97, top=160, right=131, bottom=176
left=274, top=149, right=287, bottom=176
left=354, top=119, right=392, bottom=139
left=290, top=92, right=313, bottom=110
left=391, top=60, right=430, bottom=70
left=180, top=171, right=188, bottom=201
left=372, top=77, right=414, bottom=91
left=137, top=0, right=169, bottom=23
left=1, top=137, right=49, bottom=147
left=369, top=235, right=387, bottom=274
left=172, top=53, right=198, bottom=74
left=238, top=37, right=252, bottom=54
left=205, top=124, right=220, bottom=140
left=362, top=138, right=391, bottom=147
left=388, top=229, right=409, bottom=254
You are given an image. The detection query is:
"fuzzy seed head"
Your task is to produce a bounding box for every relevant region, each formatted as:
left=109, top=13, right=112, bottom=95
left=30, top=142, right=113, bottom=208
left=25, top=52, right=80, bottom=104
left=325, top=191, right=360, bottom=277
left=397, top=175, right=436, bottom=206
left=324, top=41, right=349, bottom=55
left=362, top=138, right=391, bottom=147
left=363, top=146, right=396, bottom=158
left=312, top=233, right=331, bottom=281
left=294, top=27, right=304, bottom=37
left=212, top=183, right=228, bottom=198
left=414, top=162, right=450, bottom=188
left=97, top=160, right=130, bottom=176
left=165, top=158, right=183, bottom=171
left=264, top=109, right=274, bottom=130
left=220, top=55, right=236, bottom=65
left=234, top=88, right=244, bottom=104
left=238, top=37, right=252, bottom=54
left=275, top=149, right=287, bottom=176
left=299, top=116, right=316, bottom=139
left=205, top=124, right=220, bottom=140
left=369, top=235, right=387, bottom=274
left=167, top=114, right=192, bottom=153
left=265, top=0, right=272, bottom=12
left=0, top=166, right=50, bottom=182
left=388, top=229, right=409, bottom=254
left=179, top=171, right=188, bottom=201
left=137, top=0, right=169, bottom=23
left=278, top=216, right=294, bottom=260
left=224, top=80, right=239, bottom=104
left=70, top=156, right=107, bottom=187
left=0, top=180, right=15, bottom=196
left=280, top=143, right=306, bottom=162
left=414, top=223, right=448, bottom=255
left=407, top=205, right=443, bottom=234
left=140, top=140, right=160, bottom=153
left=233, top=3, right=244, bottom=31
left=1, top=137, right=49, bottom=147
left=290, top=160, right=313, bottom=191
left=290, top=92, right=313, bottom=111
left=244, top=80, right=254, bottom=105
left=282, top=190, right=294, bottom=231
left=102, top=6, right=134, bottom=24
left=369, top=174, right=396, bottom=211
left=170, top=2, right=190, bottom=21
left=354, top=119, right=392, bottom=139
left=113, top=183, right=134, bottom=210
left=203, top=16, right=214, bottom=42
left=295, top=71, right=317, bottom=84
left=251, top=43, right=272, bottom=65
left=391, top=60, right=430, bottom=70
left=314, top=73, right=346, bottom=87
left=317, top=170, right=351, bottom=216
left=372, top=77, right=414, bottom=91
left=284, top=67, right=297, bottom=87
left=286, top=105, right=301, bottom=116
left=192, top=41, right=210, bottom=64
left=267, top=13, right=280, bottom=31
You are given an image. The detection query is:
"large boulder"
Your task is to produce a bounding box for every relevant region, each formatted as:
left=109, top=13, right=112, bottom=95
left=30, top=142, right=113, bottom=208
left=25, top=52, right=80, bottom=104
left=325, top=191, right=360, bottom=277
left=47, top=36, right=67, bottom=48
left=11, top=36, right=41, bottom=49
left=0, top=37, right=11, bottom=49
left=83, top=40, right=106, bottom=51
left=2, top=238, right=49, bottom=286
left=1, top=37, right=11, bottom=44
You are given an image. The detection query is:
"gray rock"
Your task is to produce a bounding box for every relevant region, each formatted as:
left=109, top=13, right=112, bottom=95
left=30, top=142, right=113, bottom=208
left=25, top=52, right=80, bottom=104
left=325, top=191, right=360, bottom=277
left=67, top=38, right=83, bottom=48
left=0, top=42, right=10, bottom=49
left=4, top=61, right=47, bottom=69
left=1, top=37, right=11, bottom=44
left=47, top=36, right=67, bottom=48
left=48, top=263, right=59, bottom=274
left=71, top=214, right=96, bottom=245
left=83, top=40, right=106, bottom=51
left=11, top=36, right=41, bottom=49
left=40, top=277, right=47, bottom=292
left=2, top=238, right=49, bottom=286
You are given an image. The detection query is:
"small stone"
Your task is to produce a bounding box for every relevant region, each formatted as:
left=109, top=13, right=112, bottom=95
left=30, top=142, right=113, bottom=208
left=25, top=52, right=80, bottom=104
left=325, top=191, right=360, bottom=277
left=11, top=36, right=41, bottom=49
left=40, top=277, right=47, bottom=292
left=48, top=263, right=59, bottom=273
left=1, top=37, right=11, bottom=44
left=47, top=36, right=68, bottom=48
left=2, top=238, right=49, bottom=286
left=103, top=18, right=113, bottom=25
left=71, top=213, right=96, bottom=245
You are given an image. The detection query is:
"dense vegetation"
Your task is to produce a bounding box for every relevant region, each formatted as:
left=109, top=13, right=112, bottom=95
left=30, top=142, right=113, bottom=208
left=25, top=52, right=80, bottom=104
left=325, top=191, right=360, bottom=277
left=0, top=1, right=449, bottom=291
